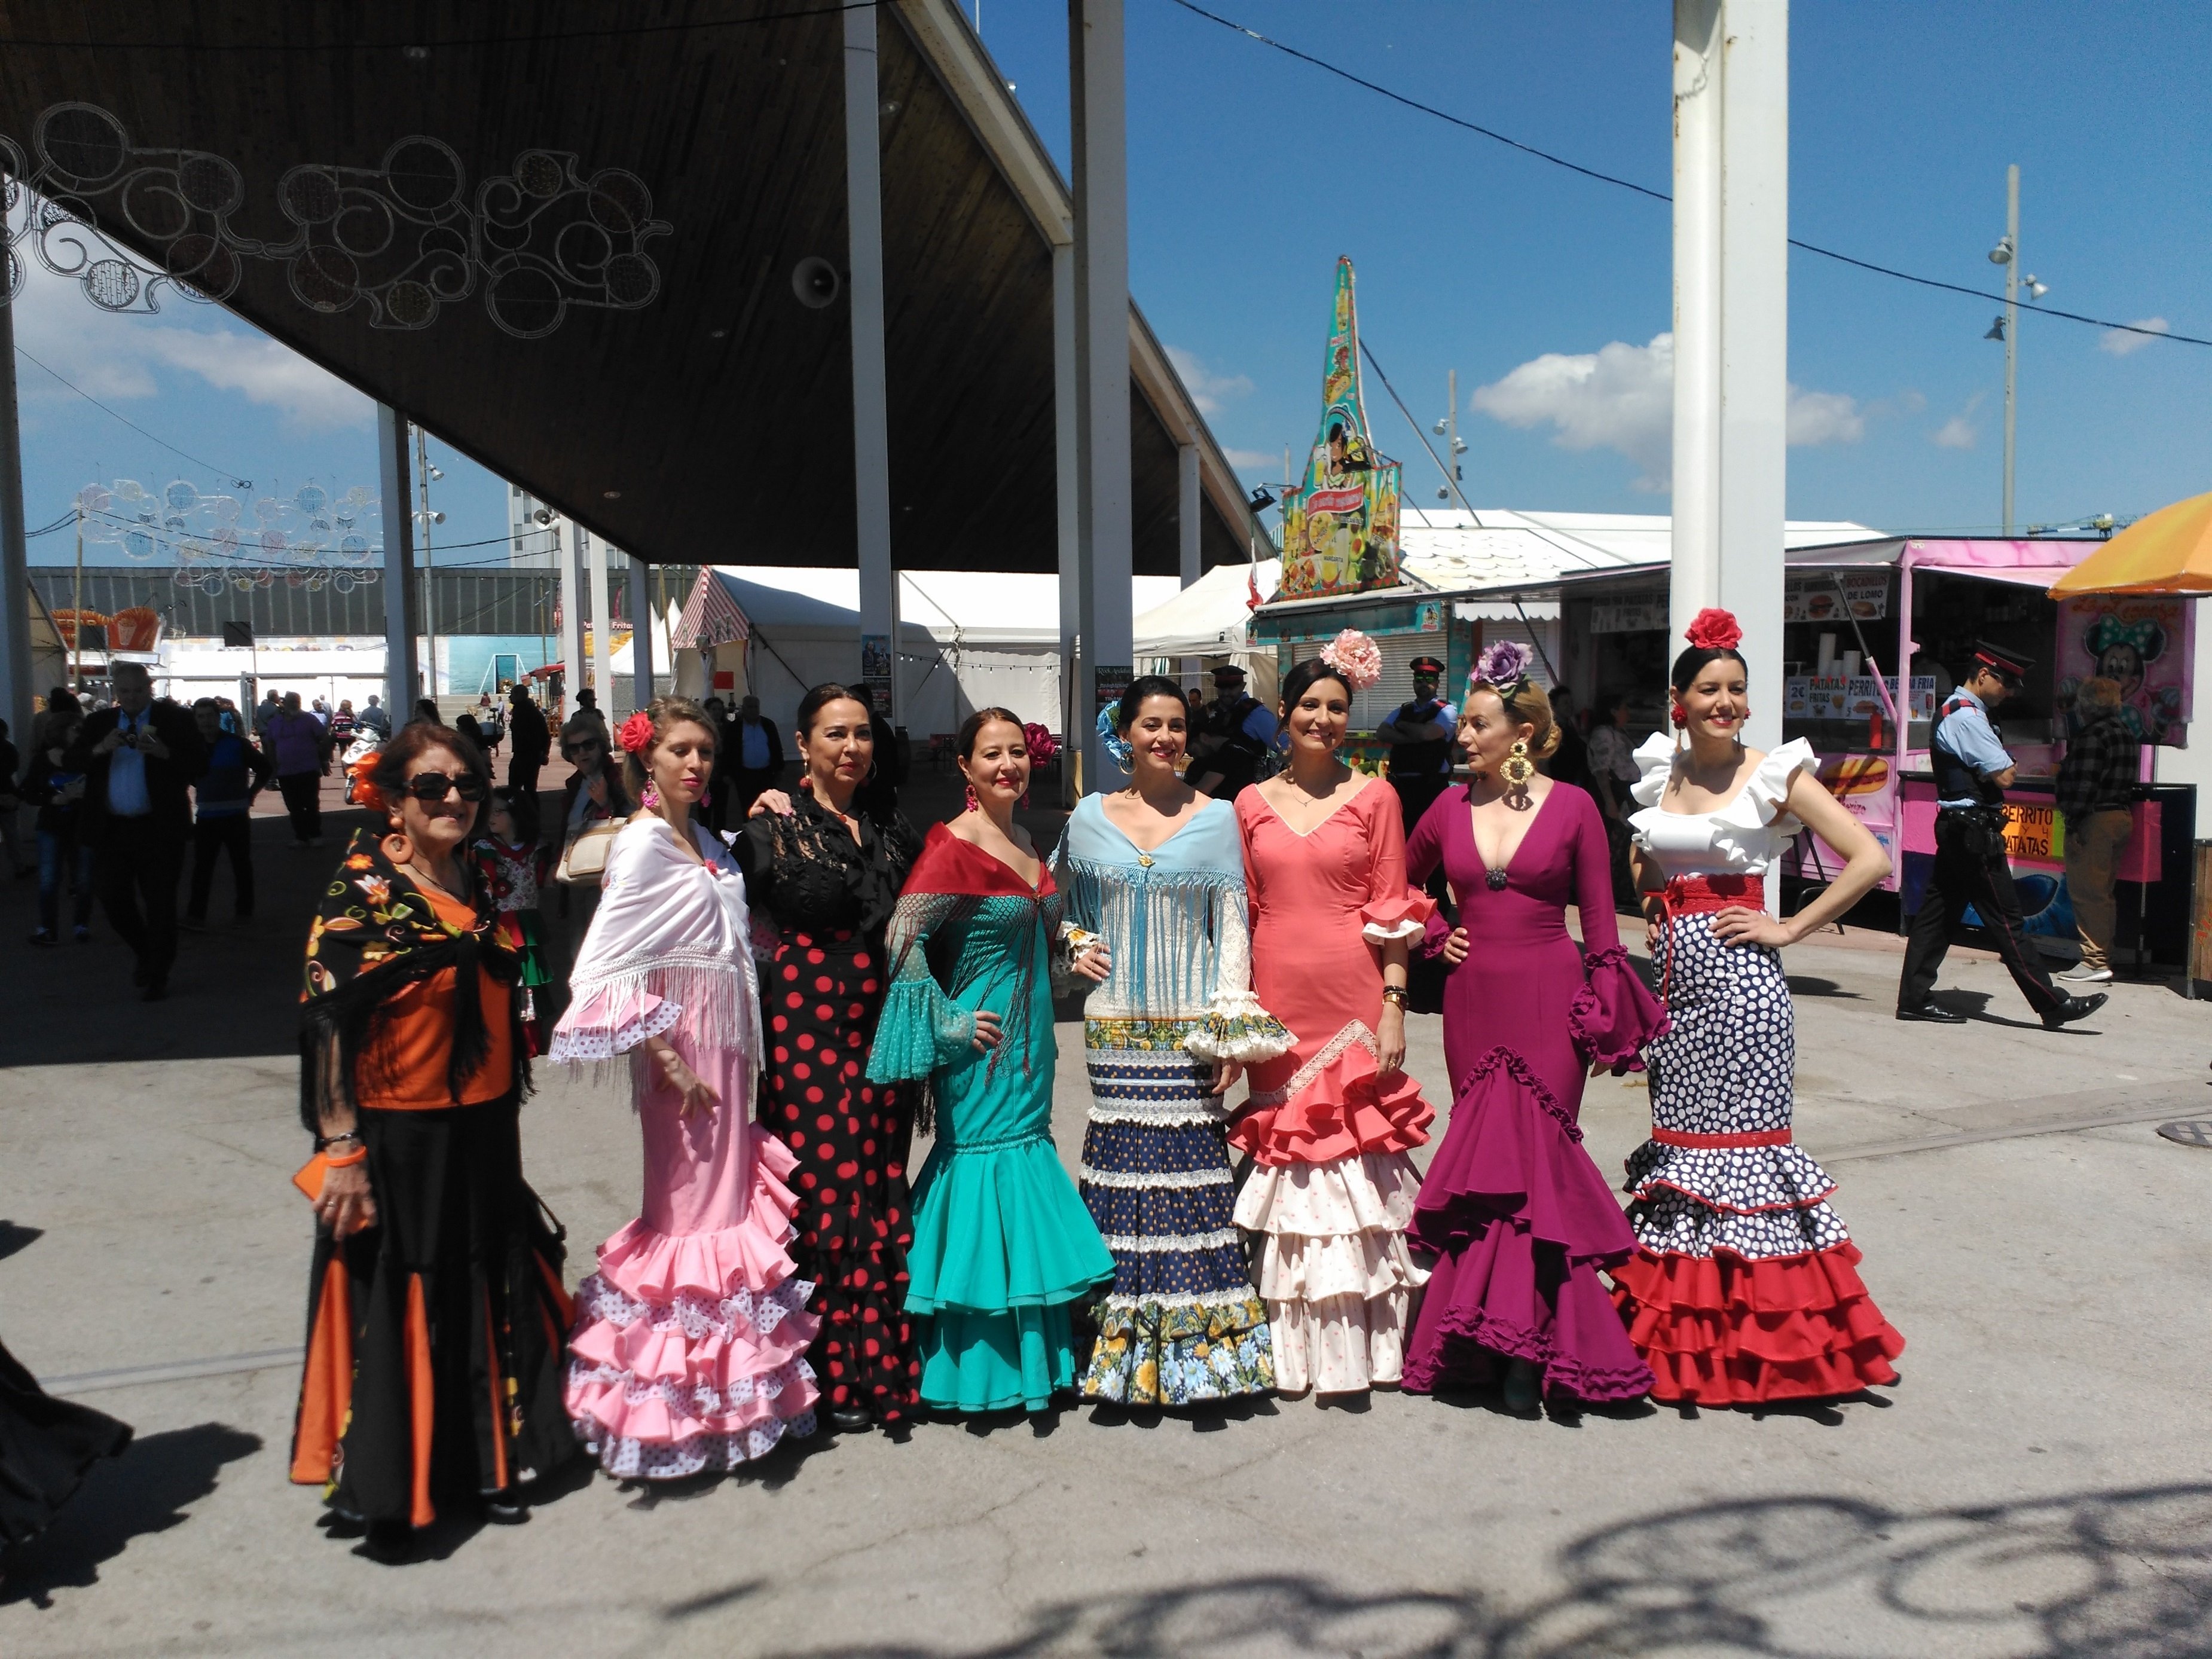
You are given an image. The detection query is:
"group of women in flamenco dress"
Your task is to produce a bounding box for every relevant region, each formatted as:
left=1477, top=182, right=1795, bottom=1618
left=266, top=604, right=1905, bottom=1556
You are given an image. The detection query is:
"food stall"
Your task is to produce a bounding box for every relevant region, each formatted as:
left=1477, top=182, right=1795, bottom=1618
left=1556, top=539, right=2197, bottom=962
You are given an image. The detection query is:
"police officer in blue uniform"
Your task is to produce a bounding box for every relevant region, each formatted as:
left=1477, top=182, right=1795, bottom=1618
left=1896, top=643, right=2106, bottom=1029
left=1374, top=655, right=1458, bottom=836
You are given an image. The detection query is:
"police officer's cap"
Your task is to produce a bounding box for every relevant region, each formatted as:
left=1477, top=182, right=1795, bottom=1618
left=1409, top=656, right=1445, bottom=678
left=1970, top=641, right=2031, bottom=686
left=1211, top=664, right=1247, bottom=684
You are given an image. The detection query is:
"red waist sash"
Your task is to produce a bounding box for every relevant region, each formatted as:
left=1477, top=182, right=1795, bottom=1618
left=1652, top=873, right=1764, bottom=1002
left=1651, top=1126, right=1793, bottom=1148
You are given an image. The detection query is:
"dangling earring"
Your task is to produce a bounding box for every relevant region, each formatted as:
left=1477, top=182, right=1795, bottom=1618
left=964, top=783, right=979, bottom=812
left=1500, top=738, right=1535, bottom=790
left=1671, top=703, right=1688, bottom=751
left=382, top=819, right=414, bottom=866
left=641, top=781, right=662, bottom=811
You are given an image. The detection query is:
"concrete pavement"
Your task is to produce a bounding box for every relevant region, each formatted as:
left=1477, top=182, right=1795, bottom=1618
left=2, top=802, right=2210, bottom=1657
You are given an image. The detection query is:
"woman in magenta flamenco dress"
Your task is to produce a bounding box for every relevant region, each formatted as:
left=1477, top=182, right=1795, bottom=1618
left=1401, top=645, right=1669, bottom=1414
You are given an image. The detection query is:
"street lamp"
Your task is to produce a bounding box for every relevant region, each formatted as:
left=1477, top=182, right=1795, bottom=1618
left=1985, top=166, right=2050, bottom=537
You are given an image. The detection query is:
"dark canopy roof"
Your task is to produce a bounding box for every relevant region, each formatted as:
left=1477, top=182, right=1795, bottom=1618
left=0, top=0, right=1262, bottom=573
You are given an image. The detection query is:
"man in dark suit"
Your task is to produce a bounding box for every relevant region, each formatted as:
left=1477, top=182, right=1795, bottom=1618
left=67, top=662, right=207, bottom=1000
left=507, top=684, right=551, bottom=801
left=728, top=694, right=785, bottom=818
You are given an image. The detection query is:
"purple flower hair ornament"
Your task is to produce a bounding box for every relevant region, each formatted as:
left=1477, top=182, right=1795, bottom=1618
left=1471, top=638, right=1533, bottom=697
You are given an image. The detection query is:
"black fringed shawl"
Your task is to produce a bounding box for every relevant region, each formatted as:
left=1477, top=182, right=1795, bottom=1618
left=297, top=827, right=528, bottom=1131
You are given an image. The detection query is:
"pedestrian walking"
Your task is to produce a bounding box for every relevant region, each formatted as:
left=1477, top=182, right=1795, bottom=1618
left=737, top=684, right=925, bottom=1432
left=1052, top=676, right=1287, bottom=1409
left=265, top=691, right=331, bottom=848
left=551, top=699, right=822, bottom=1478
left=2056, top=676, right=2140, bottom=986
left=291, top=723, right=577, bottom=1556
left=1585, top=692, right=1643, bottom=905
left=184, top=698, right=270, bottom=928
left=473, top=786, right=553, bottom=1055
left=1611, top=609, right=1905, bottom=1404
left=1401, top=642, right=1667, bottom=1414
left=1230, top=640, right=1435, bottom=1399
left=867, top=709, right=1116, bottom=1416
left=506, top=685, right=549, bottom=799
left=23, top=706, right=94, bottom=946
left=328, top=701, right=358, bottom=747
left=0, top=718, right=26, bottom=879
left=65, top=662, right=206, bottom=1000
left=726, top=693, right=784, bottom=819
left=1896, top=644, right=2106, bottom=1029
left=358, top=694, right=392, bottom=740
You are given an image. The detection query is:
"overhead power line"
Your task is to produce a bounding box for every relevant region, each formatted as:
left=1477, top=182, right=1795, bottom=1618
left=1165, top=0, right=2208, bottom=350
left=13, top=346, right=252, bottom=482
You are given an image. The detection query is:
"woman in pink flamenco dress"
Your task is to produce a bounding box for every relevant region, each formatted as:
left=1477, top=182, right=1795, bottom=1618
left=549, top=699, right=820, bottom=1478
left=1400, top=644, right=1669, bottom=1415
left=1231, top=641, right=1435, bottom=1397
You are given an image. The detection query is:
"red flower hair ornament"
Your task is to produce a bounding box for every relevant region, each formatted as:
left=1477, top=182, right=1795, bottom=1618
left=346, top=748, right=389, bottom=814
left=616, top=710, right=656, bottom=755
left=1684, top=608, right=1743, bottom=652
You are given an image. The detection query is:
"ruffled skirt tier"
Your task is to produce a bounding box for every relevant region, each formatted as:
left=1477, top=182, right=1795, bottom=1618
left=0, top=1333, right=132, bottom=1547
left=907, top=1132, right=1117, bottom=1413
left=1233, top=1151, right=1427, bottom=1395
left=565, top=1132, right=821, bottom=1478
left=1076, top=1030, right=1275, bottom=1406
left=1403, top=1047, right=1654, bottom=1403
left=1617, top=918, right=1905, bottom=1405
left=1229, top=1023, right=1434, bottom=1170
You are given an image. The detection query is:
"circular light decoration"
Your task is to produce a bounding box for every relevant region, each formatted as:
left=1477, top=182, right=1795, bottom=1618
left=85, top=475, right=382, bottom=584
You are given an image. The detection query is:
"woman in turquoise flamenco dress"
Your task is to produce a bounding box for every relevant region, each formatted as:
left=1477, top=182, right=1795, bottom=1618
left=866, top=710, right=1115, bottom=1413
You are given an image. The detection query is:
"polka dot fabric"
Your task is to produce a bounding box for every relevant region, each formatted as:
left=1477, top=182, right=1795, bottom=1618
left=759, top=928, right=921, bottom=1426
left=1614, top=912, right=1905, bottom=1403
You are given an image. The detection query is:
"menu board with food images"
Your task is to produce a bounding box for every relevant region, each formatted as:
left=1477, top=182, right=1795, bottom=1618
left=1783, top=570, right=1889, bottom=622
left=1785, top=675, right=1938, bottom=722
left=1277, top=258, right=1404, bottom=602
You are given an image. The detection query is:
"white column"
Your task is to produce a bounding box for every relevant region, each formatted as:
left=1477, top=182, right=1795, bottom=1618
left=1672, top=0, right=1788, bottom=765
left=847, top=0, right=899, bottom=723
left=1177, top=440, right=1201, bottom=683
left=589, top=534, right=614, bottom=716
left=1053, top=239, right=1082, bottom=801
left=0, top=295, right=32, bottom=741
left=560, top=519, right=586, bottom=723
left=376, top=405, right=418, bottom=720
left=1070, top=0, right=1134, bottom=792
left=628, top=555, right=656, bottom=712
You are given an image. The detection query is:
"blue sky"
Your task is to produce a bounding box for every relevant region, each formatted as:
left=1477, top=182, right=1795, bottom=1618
left=14, top=0, right=2212, bottom=567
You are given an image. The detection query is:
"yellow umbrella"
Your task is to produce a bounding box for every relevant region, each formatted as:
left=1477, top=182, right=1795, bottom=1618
left=2048, top=489, right=2212, bottom=596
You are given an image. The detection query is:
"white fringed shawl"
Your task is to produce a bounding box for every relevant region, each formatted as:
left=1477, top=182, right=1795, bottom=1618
left=548, top=818, right=762, bottom=1076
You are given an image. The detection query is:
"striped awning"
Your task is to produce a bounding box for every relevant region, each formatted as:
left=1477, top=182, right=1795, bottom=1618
left=672, top=569, right=750, bottom=649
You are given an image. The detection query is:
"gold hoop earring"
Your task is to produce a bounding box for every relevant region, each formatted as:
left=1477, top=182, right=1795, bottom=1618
left=1499, top=738, right=1535, bottom=789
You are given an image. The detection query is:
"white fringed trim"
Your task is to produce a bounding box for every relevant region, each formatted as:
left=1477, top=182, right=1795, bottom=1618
left=1359, top=918, right=1427, bottom=945
left=1087, top=1105, right=1229, bottom=1129
left=569, top=955, right=759, bottom=1056
left=1098, top=1287, right=1262, bottom=1312
left=546, top=994, right=683, bottom=1064
left=1244, top=1020, right=1377, bottom=1110
left=1078, top=1164, right=1233, bottom=1190
left=1100, top=1228, right=1242, bottom=1252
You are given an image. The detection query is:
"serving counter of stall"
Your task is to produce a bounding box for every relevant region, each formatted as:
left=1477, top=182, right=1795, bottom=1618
left=1557, top=538, right=2198, bottom=964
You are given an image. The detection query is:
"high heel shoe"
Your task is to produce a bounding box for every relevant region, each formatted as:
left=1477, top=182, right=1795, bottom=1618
left=1501, top=1359, right=1542, bottom=1417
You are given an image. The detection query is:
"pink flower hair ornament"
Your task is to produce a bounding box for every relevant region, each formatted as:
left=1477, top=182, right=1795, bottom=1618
left=1318, top=628, right=1383, bottom=692
left=616, top=710, right=656, bottom=755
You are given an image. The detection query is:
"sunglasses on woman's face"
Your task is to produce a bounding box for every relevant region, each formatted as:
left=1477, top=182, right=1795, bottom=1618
left=403, top=771, right=487, bottom=803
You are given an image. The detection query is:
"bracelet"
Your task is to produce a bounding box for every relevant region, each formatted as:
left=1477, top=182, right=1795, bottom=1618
left=323, top=1145, right=368, bottom=1169
left=1380, top=985, right=1409, bottom=1009
left=316, top=1130, right=362, bottom=1151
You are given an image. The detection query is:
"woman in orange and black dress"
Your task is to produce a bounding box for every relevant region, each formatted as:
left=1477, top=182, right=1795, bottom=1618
left=290, top=723, right=578, bottom=1557
left=739, top=684, right=921, bottom=1433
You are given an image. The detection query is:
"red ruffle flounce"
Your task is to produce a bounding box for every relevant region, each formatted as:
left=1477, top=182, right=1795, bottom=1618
left=1229, top=1034, right=1433, bottom=1168
left=1609, top=1242, right=1904, bottom=1404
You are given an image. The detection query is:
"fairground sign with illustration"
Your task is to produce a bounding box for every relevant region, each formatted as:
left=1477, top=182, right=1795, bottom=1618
left=1278, top=258, right=1403, bottom=601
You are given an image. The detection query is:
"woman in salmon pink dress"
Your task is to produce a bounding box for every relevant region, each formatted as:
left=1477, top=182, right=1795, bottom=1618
left=1232, top=636, right=1435, bottom=1397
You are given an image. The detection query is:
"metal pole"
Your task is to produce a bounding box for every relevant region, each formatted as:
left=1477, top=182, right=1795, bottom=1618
left=589, top=534, right=613, bottom=716
left=71, top=507, right=84, bottom=688
left=628, top=554, right=655, bottom=713
left=0, top=292, right=29, bottom=740
left=1070, top=0, right=1134, bottom=793
left=560, top=519, right=585, bottom=723
left=2003, top=163, right=2018, bottom=537
left=846, top=0, right=899, bottom=725
left=415, top=425, right=435, bottom=704
left=375, top=404, right=418, bottom=720
left=1447, top=367, right=1459, bottom=500
left=1053, top=239, right=1081, bottom=806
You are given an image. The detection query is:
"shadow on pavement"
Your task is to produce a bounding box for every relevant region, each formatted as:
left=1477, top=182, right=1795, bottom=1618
left=0, top=1423, right=262, bottom=1609
left=0, top=1222, right=42, bottom=1264
left=753, top=1481, right=2212, bottom=1658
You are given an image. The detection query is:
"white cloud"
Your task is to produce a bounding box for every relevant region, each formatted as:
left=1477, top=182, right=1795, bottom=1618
left=1221, top=447, right=1278, bottom=473
left=1931, top=416, right=1977, bottom=450
left=1469, top=333, right=1864, bottom=490
left=1165, top=345, right=1254, bottom=417
left=10, top=250, right=371, bottom=431
left=2099, top=317, right=2169, bottom=356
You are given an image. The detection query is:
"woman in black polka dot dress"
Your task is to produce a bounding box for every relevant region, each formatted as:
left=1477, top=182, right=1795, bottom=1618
left=1614, top=612, right=1905, bottom=1407
left=738, top=685, right=921, bottom=1432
